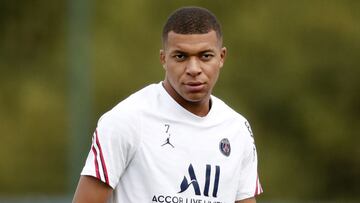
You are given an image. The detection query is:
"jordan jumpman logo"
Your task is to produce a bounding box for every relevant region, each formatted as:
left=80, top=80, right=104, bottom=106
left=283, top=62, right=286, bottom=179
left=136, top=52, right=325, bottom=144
left=161, top=134, right=174, bottom=148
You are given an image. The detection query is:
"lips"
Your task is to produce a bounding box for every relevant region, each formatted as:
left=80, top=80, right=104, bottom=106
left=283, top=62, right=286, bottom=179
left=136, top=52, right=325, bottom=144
left=184, top=81, right=205, bottom=92
left=186, top=81, right=203, bottom=86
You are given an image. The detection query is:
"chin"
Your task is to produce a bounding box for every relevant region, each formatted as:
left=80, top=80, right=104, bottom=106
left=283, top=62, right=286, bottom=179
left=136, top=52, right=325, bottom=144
left=184, top=94, right=208, bottom=103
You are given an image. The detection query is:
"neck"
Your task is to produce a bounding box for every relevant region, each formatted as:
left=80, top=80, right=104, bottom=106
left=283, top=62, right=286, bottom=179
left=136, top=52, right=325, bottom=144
left=162, top=81, right=211, bottom=117
left=181, top=99, right=211, bottom=117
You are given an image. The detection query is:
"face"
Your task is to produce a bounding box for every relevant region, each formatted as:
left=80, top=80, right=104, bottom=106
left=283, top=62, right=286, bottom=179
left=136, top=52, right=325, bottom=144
left=160, top=30, right=227, bottom=108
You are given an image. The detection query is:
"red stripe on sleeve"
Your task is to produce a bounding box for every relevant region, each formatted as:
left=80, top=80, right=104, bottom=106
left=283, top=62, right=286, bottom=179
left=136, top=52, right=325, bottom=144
left=254, top=174, right=263, bottom=196
left=254, top=175, right=259, bottom=196
left=95, top=130, right=110, bottom=185
left=91, top=145, right=100, bottom=179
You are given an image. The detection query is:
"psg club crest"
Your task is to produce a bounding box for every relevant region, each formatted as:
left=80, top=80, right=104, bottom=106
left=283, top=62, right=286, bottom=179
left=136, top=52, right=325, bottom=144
left=219, top=138, right=231, bottom=157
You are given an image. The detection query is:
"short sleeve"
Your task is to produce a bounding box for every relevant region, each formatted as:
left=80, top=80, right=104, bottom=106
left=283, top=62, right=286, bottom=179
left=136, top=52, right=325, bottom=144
left=80, top=109, right=141, bottom=189
left=236, top=121, right=263, bottom=200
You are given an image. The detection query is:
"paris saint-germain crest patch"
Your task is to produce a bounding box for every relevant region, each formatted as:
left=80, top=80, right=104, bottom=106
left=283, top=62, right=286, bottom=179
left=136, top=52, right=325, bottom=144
left=219, top=138, right=231, bottom=157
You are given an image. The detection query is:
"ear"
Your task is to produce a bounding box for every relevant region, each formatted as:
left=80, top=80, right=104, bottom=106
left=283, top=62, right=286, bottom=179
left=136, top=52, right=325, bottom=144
left=160, top=49, right=166, bottom=69
left=219, top=47, right=227, bottom=68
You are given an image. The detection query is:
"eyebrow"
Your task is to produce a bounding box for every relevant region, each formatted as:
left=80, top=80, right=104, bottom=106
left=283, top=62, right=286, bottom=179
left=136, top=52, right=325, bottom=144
left=170, top=49, right=216, bottom=55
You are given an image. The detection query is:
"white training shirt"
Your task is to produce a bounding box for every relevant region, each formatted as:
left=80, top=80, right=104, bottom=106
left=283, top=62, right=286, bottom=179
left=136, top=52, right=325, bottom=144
left=81, top=82, right=263, bottom=203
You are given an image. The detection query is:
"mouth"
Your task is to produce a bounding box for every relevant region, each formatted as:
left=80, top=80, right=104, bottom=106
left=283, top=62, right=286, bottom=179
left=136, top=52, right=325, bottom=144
left=183, top=82, right=205, bottom=92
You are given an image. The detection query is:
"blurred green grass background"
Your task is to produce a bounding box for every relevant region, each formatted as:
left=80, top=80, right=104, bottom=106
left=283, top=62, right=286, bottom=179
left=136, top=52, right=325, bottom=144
left=0, top=0, right=359, bottom=202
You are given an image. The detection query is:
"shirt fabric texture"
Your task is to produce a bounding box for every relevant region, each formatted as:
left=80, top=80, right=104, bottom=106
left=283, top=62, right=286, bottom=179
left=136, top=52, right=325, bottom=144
left=81, top=82, right=263, bottom=203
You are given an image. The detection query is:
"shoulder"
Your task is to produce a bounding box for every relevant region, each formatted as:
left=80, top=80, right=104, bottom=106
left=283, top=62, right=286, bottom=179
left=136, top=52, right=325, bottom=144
left=114, top=83, right=158, bottom=110
left=212, top=95, right=255, bottom=143
left=104, top=84, right=158, bottom=115
left=211, top=95, right=249, bottom=123
left=97, top=83, right=159, bottom=131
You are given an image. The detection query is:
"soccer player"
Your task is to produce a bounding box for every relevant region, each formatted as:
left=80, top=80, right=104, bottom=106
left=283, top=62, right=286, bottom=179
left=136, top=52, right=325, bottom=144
left=73, top=6, right=263, bottom=203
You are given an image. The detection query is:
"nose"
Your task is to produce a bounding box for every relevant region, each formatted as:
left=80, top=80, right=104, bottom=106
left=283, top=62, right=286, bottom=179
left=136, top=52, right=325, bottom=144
left=186, top=57, right=201, bottom=77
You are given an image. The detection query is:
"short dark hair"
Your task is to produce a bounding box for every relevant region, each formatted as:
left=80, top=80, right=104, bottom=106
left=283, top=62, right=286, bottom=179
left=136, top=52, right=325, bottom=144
left=162, top=6, right=223, bottom=45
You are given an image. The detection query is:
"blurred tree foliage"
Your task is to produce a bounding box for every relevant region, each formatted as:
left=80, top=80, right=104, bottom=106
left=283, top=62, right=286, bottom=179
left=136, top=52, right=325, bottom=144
left=0, top=0, right=359, bottom=201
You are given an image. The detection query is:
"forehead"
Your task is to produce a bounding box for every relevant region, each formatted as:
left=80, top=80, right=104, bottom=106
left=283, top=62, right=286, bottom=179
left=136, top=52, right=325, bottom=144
left=165, top=30, right=221, bottom=52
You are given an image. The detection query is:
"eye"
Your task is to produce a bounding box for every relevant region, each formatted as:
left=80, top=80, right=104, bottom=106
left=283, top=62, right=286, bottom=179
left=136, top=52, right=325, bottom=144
left=173, top=54, right=187, bottom=61
left=201, top=53, right=214, bottom=61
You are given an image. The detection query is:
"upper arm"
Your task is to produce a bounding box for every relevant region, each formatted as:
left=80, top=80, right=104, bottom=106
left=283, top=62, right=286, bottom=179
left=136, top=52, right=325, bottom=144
left=235, top=197, right=256, bottom=203
left=236, top=120, right=263, bottom=200
left=80, top=110, right=141, bottom=188
left=72, top=175, right=113, bottom=203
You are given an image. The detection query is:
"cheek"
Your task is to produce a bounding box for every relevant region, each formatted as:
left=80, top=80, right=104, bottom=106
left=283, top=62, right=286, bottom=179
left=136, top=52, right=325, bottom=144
left=211, top=70, right=220, bottom=83
left=204, top=63, right=221, bottom=79
left=167, top=64, right=183, bottom=77
left=165, top=66, right=180, bottom=83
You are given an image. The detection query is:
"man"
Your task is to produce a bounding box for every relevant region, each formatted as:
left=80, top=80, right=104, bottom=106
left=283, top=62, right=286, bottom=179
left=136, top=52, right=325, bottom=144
left=73, top=6, right=263, bottom=203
